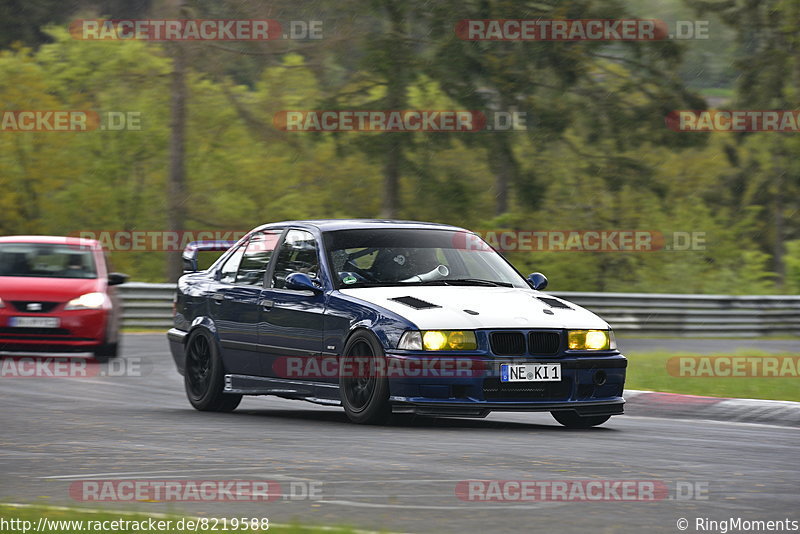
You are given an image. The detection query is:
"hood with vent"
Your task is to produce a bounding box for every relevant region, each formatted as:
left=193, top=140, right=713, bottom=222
left=339, top=286, right=609, bottom=330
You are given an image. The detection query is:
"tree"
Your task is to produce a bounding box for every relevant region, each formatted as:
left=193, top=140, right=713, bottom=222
left=688, top=0, right=800, bottom=289
left=421, top=0, right=705, bottom=216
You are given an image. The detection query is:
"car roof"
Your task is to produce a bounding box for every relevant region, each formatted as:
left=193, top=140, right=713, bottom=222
left=0, top=235, right=101, bottom=248
left=252, top=219, right=468, bottom=233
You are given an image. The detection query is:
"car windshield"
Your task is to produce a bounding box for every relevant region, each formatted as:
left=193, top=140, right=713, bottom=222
left=325, top=228, right=528, bottom=289
left=0, top=243, right=98, bottom=279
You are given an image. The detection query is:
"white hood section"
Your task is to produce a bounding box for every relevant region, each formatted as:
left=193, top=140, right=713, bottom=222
left=340, top=286, right=609, bottom=330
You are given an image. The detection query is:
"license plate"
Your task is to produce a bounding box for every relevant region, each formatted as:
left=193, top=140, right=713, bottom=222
left=500, top=363, right=561, bottom=382
left=8, top=317, right=60, bottom=328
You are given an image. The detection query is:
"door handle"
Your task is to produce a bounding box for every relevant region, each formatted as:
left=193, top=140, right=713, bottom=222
left=259, top=299, right=274, bottom=310
left=212, top=293, right=224, bottom=303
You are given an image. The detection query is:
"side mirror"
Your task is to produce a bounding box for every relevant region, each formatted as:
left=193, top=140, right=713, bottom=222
left=182, top=246, right=199, bottom=273
left=182, top=257, right=198, bottom=273
left=181, top=240, right=237, bottom=273
left=108, top=272, right=129, bottom=286
left=527, top=272, right=548, bottom=291
left=285, top=272, right=322, bottom=292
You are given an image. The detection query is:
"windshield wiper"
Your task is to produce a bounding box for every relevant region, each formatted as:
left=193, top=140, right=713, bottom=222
left=443, top=279, right=514, bottom=287
left=343, top=279, right=514, bottom=288
left=338, top=281, right=388, bottom=288
left=401, top=278, right=513, bottom=287
left=342, top=281, right=442, bottom=288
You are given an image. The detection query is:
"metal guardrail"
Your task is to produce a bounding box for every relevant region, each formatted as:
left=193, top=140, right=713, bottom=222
left=118, top=283, right=800, bottom=337
left=555, top=291, right=800, bottom=337
left=117, top=283, right=176, bottom=329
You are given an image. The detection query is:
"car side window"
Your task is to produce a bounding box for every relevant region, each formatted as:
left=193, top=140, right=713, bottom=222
left=271, top=230, right=320, bottom=289
left=218, top=245, right=245, bottom=284
left=235, top=230, right=282, bottom=286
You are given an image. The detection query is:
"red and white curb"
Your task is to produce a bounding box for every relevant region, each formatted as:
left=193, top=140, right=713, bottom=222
left=623, top=389, right=800, bottom=427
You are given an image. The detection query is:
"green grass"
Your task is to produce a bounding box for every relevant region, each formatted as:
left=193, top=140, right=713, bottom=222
left=625, top=350, right=800, bottom=402
left=0, top=504, right=365, bottom=534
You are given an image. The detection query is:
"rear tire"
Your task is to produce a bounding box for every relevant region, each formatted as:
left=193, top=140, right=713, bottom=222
left=339, top=331, right=391, bottom=425
left=184, top=329, right=242, bottom=412
left=551, top=411, right=611, bottom=428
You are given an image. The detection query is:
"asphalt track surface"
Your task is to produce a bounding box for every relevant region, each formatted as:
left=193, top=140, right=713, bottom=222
left=1, top=335, right=798, bottom=533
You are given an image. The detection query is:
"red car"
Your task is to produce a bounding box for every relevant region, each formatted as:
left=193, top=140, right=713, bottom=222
left=0, top=236, right=128, bottom=360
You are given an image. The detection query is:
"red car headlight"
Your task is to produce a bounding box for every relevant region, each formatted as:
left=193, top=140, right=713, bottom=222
left=64, top=292, right=107, bottom=310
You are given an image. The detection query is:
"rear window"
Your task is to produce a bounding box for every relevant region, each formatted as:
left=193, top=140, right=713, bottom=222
left=0, top=243, right=98, bottom=279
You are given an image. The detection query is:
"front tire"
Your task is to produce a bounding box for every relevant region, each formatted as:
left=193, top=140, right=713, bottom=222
left=184, top=329, right=242, bottom=412
left=551, top=410, right=611, bottom=428
left=339, top=331, right=391, bottom=425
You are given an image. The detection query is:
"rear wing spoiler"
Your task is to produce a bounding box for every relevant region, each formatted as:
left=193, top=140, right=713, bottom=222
left=182, top=240, right=237, bottom=272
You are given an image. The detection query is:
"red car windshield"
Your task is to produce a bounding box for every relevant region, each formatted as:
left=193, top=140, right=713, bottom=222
left=0, top=243, right=98, bottom=279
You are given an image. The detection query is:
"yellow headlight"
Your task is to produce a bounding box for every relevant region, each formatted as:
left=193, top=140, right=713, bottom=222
left=568, top=330, right=610, bottom=350
left=446, top=331, right=477, bottom=350
left=422, top=330, right=477, bottom=351
left=422, top=331, right=448, bottom=351
left=585, top=330, right=608, bottom=349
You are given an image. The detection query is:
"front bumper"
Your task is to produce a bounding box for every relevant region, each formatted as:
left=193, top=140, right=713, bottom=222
left=167, top=328, right=188, bottom=375
left=0, top=309, right=107, bottom=352
left=390, top=399, right=625, bottom=418
left=385, top=352, right=627, bottom=417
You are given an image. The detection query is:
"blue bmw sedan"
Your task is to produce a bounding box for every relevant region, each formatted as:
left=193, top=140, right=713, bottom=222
left=167, top=220, right=626, bottom=427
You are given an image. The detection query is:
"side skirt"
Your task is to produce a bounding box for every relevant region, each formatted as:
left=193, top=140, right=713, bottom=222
left=223, top=374, right=341, bottom=406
